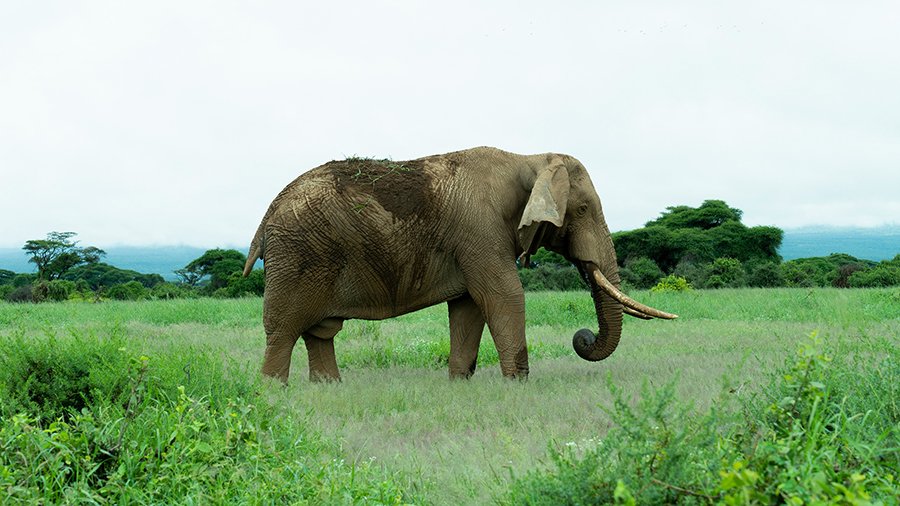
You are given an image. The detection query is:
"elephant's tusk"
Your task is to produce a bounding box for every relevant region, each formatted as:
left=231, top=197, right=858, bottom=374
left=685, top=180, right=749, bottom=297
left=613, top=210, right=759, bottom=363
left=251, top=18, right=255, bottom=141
left=623, top=307, right=653, bottom=320
left=589, top=265, right=679, bottom=320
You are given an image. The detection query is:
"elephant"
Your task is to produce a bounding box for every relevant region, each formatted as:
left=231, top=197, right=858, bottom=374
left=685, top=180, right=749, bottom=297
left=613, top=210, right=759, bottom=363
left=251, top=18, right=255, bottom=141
left=242, top=147, right=676, bottom=383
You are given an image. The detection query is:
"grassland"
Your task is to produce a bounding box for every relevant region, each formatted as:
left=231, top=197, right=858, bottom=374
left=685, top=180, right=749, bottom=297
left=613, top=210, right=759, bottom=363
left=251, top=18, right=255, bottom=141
left=1, top=288, right=898, bottom=504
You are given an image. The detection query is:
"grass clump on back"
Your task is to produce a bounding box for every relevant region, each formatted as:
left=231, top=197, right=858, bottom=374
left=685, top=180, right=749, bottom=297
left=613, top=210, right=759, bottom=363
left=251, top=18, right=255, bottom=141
left=503, top=332, right=900, bottom=505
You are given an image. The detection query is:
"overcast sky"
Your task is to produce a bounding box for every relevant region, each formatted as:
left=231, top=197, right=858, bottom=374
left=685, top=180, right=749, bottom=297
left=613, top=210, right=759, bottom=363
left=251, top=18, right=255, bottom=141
left=2, top=2, right=899, bottom=248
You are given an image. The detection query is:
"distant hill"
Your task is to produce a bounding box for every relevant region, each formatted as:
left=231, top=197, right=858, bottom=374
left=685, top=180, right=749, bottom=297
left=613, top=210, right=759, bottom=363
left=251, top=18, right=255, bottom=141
left=0, top=246, right=216, bottom=281
left=779, top=225, right=900, bottom=261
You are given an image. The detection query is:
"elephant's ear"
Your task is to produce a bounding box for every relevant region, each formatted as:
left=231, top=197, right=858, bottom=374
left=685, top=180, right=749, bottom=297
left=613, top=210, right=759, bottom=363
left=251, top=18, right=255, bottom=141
left=517, top=160, right=570, bottom=257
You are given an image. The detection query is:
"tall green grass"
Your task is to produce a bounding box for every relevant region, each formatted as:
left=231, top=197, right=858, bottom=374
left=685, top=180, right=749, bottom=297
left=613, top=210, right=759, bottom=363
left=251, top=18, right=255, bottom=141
left=1, top=288, right=898, bottom=504
left=0, top=330, right=411, bottom=504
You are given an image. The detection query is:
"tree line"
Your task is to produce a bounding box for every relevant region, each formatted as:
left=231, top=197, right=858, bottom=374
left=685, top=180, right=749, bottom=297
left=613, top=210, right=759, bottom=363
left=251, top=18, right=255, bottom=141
left=0, top=232, right=264, bottom=303
left=3, top=203, right=899, bottom=303
left=519, top=200, right=900, bottom=291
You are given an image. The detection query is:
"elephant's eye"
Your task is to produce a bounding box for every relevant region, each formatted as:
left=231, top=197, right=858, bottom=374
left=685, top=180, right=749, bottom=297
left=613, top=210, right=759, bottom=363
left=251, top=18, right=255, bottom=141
left=576, top=204, right=589, bottom=217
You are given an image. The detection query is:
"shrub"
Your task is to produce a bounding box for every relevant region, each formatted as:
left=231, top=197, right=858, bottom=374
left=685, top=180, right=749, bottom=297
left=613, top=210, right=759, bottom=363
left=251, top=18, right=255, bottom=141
left=620, top=257, right=665, bottom=289
left=46, top=280, right=76, bottom=301
left=0, top=332, right=411, bottom=504
left=702, top=257, right=745, bottom=288
left=503, top=333, right=900, bottom=504
left=746, top=261, right=784, bottom=288
left=5, top=284, right=34, bottom=303
left=224, top=269, right=266, bottom=297
left=151, top=282, right=195, bottom=300
left=12, top=273, right=37, bottom=288
left=30, top=281, right=49, bottom=303
left=781, top=254, right=875, bottom=288
left=107, top=280, right=150, bottom=301
left=0, top=332, right=133, bottom=422
left=848, top=255, right=900, bottom=287
left=519, top=265, right=586, bottom=291
left=651, top=274, right=692, bottom=293
left=672, top=260, right=708, bottom=287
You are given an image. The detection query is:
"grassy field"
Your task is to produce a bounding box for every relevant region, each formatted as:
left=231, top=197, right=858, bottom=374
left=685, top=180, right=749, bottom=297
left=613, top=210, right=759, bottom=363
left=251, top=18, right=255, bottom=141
left=1, top=288, right=898, bottom=504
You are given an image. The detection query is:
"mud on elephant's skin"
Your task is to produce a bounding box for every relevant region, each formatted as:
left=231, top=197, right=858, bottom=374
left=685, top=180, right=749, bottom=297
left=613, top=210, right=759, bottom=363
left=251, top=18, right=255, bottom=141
left=243, top=147, right=677, bottom=383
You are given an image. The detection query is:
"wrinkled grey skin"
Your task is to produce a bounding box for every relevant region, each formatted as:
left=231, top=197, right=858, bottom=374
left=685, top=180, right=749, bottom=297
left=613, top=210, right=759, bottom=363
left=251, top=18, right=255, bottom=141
left=244, top=147, right=626, bottom=383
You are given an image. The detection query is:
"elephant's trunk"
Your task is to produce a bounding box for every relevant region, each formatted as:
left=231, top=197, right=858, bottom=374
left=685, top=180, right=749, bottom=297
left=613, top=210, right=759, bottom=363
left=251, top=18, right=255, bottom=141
left=573, top=262, right=624, bottom=361
left=572, top=262, right=678, bottom=362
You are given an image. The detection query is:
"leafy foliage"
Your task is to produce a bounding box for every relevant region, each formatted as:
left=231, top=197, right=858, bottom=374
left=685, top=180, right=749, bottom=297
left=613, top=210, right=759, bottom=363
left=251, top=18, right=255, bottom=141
left=849, top=254, right=900, bottom=287
left=179, top=249, right=247, bottom=293
left=106, top=280, right=150, bottom=301
left=746, top=261, right=785, bottom=288
left=620, top=257, right=665, bottom=289
left=704, top=257, right=746, bottom=289
left=0, top=331, right=412, bottom=503
left=781, top=254, right=876, bottom=288
left=651, top=274, right=692, bottom=293
left=518, top=248, right=586, bottom=291
left=503, top=333, right=900, bottom=504
left=63, top=262, right=164, bottom=291
left=613, top=200, right=783, bottom=273
left=22, top=231, right=106, bottom=281
left=646, top=199, right=743, bottom=230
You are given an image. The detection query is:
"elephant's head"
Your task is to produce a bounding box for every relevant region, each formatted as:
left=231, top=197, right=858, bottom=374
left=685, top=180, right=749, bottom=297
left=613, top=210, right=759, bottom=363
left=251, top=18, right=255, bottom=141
left=517, top=155, right=677, bottom=362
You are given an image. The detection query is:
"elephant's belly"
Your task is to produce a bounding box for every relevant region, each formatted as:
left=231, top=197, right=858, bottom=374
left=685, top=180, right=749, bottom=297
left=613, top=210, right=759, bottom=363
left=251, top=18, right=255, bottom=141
left=331, top=252, right=467, bottom=320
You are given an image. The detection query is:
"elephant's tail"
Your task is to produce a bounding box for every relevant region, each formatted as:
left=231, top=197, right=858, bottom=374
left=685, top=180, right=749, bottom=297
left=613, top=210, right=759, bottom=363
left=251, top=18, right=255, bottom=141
left=243, top=222, right=265, bottom=277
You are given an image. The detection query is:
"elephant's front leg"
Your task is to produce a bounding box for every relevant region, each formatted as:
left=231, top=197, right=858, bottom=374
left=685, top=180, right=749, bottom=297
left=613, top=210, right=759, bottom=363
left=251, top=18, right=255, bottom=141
left=448, top=294, right=486, bottom=379
left=467, top=268, right=529, bottom=379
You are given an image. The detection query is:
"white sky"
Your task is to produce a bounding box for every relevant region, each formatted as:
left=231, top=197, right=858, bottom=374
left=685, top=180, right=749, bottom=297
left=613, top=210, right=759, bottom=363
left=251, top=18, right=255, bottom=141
left=2, top=2, right=899, bottom=248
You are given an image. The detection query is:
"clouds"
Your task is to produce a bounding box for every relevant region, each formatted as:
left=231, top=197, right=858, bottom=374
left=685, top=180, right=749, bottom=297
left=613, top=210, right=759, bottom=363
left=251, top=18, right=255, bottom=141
left=1, top=2, right=898, bottom=246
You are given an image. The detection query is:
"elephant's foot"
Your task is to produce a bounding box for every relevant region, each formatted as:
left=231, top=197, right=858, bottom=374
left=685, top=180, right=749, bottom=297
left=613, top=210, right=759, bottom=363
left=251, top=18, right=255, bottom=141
left=449, top=367, right=475, bottom=380
left=262, top=342, right=295, bottom=384
left=309, top=369, right=341, bottom=382
left=303, top=334, right=341, bottom=382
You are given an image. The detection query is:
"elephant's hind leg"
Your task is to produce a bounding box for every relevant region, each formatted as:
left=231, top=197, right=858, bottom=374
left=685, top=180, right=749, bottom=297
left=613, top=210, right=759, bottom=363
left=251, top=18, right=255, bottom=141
left=262, top=305, right=306, bottom=383
left=262, top=279, right=328, bottom=383
left=448, top=295, right=486, bottom=379
left=303, top=318, right=344, bottom=382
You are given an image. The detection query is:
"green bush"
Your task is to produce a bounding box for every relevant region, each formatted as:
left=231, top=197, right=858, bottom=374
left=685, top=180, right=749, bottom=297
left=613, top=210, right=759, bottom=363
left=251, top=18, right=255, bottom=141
left=651, top=274, right=692, bottom=293
left=781, top=254, right=876, bottom=288
left=107, top=280, right=150, bottom=301
left=12, top=273, right=37, bottom=288
left=46, top=280, right=76, bottom=301
left=503, top=333, right=900, bottom=504
left=620, top=257, right=664, bottom=289
left=0, top=332, right=411, bottom=503
left=4, top=284, right=34, bottom=303
left=224, top=269, right=266, bottom=297
left=63, top=262, right=164, bottom=291
left=0, top=332, right=132, bottom=422
left=519, top=265, right=586, bottom=291
left=746, top=261, right=785, bottom=287
left=849, top=255, right=900, bottom=287
left=702, top=257, right=745, bottom=288
left=150, top=282, right=196, bottom=300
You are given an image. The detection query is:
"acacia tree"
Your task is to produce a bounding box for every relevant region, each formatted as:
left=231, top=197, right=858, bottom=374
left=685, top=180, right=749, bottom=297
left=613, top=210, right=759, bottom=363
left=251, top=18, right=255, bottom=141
left=22, top=232, right=106, bottom=281
left=613, top=201, right=783, bottom=271
left=179, top=249, right=247, bottom=291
